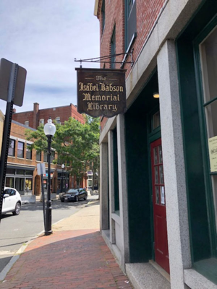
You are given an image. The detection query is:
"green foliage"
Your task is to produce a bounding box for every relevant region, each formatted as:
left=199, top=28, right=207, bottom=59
left=25, top=116, right=100, bottom=176
left=25, top=125, right=48, bottom=151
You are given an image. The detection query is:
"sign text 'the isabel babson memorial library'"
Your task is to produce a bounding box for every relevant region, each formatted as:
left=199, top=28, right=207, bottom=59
left=76, top=68, right=126, bottom=118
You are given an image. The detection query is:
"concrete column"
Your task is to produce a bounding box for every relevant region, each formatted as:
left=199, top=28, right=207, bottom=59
left=117, top=114, right=129, bottom=265
left=157, top=40, right=191, bottom=289
left=100, top=142, right=109, bottom=231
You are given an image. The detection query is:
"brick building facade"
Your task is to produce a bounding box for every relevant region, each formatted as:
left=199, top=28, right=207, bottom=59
left=96, top=0, right=217, bottom=288
left=12, top=102, right=85, bottom=129
left=0, top=102, right=87, bottom=198
left=6, top=119, right=87, bottom=197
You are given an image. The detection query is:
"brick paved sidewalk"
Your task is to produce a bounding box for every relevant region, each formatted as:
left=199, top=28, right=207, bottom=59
left=1, top=202, right=133, bottom=289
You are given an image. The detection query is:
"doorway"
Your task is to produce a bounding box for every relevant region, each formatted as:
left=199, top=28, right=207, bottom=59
left=150, top=138, right=169, bottom=273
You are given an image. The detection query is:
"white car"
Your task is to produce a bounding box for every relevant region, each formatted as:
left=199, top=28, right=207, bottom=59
left=2, top=187, right=22, bottom=215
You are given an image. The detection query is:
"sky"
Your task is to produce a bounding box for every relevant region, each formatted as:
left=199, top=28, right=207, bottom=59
left=0, top=0, right=100, bottom=114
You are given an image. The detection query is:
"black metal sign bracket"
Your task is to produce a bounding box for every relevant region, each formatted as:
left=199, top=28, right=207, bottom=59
left=74, top=50, right=134, bottom=68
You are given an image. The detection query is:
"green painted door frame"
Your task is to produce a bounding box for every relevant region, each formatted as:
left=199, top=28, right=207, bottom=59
left=176, top=0, right=217, bottom=283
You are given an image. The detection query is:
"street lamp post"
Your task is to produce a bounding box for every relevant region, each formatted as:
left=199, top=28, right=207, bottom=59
left=44, top=118, right=56, bottom=236
left=61, top=164, right=65, bottom=193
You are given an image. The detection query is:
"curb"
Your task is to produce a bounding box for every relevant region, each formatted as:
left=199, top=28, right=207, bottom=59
left=0, top=229, right=44, bottom=281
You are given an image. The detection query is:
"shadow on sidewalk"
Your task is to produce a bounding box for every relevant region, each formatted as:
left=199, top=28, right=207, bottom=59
left=1, top=230, right=132, bottom=289
left=84, top=200, right=100, bottom=207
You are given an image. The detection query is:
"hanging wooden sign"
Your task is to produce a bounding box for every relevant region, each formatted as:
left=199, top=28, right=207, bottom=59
left=76, top=68, right=126, bottom=118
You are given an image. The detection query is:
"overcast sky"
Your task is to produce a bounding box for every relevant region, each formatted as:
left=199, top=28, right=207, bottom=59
left=0, top=0, right=99, bottom=114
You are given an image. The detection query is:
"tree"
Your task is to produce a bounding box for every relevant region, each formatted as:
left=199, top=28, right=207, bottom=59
left=25, top=115, right=100, bottom=182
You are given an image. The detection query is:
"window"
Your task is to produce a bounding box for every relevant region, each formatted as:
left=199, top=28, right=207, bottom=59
left=17, top=141, right=24, bottom=158
left=8, top=139, right=15, bottom=156
left=24, top=121, right=29, bottom=126
left=43, top=151, right=48, bottom=162
left=125, top=0, right=136, bottom=51
left=6, top=168, right=15, bottom=175
left=51, top=150, right=55, bottom=163
left=25, top=170, right=33, bottom=176
left=152, top=111, right=160, bottom=130
left=39, top=119, right=44, bottom=125
left=17, top=169, right=25, bottom=175
left=111, top=27, right=116, bottom=69
left=26, top=144, right=32, bottom=159
left=113, top=128, right=119, bottom=212
left=43, top=151, right=55, bottom=163
left=25, top=179, right=32, bottom=191
left=101, top=0, right=105, bottom=34
left=4, top=188, right=16, bottom=196
left=36, top=151, right=41, bottom=161
left=55, top=117, right=61, bottom=124
left=199, top=26, right=217, bottom=222
left=6, top=177, right=14, bottom=187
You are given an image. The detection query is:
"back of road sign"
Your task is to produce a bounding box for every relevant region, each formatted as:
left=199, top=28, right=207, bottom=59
left=0, top=58, right=27, bottom=106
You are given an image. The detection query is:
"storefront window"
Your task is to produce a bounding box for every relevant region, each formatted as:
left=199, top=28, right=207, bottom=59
left=25, top=170, right=33, bottom=176
left=17, top=169, right=25, bottom=175
left=15, top=178, right=24, bottom=194
left=6, top=168, right=15, bottom=175
left=200, top=26, right=217, bottom=225
left=6, top=177, right=14, bottom=187
left=25, top=179, right=32, bottom=192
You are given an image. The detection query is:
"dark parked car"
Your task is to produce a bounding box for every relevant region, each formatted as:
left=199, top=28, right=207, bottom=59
left=60, top=188, right=87, bottom=202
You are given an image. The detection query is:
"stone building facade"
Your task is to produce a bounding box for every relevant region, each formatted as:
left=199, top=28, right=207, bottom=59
left=95, top=0, right=217, bottom=288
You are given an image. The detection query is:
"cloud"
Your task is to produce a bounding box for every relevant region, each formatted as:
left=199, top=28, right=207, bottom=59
left=0, top=0, right=100, bottom=113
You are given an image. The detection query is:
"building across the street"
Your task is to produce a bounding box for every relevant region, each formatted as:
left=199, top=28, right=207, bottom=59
left=95, top=0, right=217, bottom=288
left=0, top=102, right=88, bottom=199
left=12, top=102, right=85, bottom=129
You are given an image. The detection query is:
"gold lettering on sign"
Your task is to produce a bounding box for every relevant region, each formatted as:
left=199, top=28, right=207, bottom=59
left=79, top=82, right=99, bottom=92
left=86, top=102, right=119, bottom=112
left=96, top=76, right=106, bottom=81
left=79, top=82, right=123, bottom=93
left=82, top=93, right=120, bottom=102
left=83, top=93, right=91, bottom=101
left=100, top=83, right=123, bottom=92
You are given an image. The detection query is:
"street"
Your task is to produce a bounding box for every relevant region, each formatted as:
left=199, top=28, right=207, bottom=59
left=0, top=198, right=90, bottom=273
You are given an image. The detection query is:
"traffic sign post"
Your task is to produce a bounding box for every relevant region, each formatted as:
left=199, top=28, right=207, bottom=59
left=37, top=163, right=46, bottom=231
left=0, top=59, right=27, bottom=221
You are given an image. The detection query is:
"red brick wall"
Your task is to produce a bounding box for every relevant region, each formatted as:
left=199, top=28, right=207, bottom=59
left=9, top=122, right=56, bottom=170
left=12, top=103, right=85, bottom=128
left=12, top=111, right=34, bottom=128
left=96, top=0, right=165, bottom=130
left=70, top=104, right=85, bottom=124
left=98, top=0, right=125, bottom=70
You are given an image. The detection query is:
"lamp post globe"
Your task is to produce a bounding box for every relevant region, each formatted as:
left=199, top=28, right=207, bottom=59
left=44, top=118, right=56, bottom=236
left=44, top=118, right=56, bottom=136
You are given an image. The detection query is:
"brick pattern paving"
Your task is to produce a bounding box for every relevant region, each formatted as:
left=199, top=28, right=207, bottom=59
left=1, top=229, right=133, bottom=289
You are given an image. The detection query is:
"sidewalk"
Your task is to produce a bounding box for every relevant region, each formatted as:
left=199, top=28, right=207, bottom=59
left=0, top=200, right=133, bottom=289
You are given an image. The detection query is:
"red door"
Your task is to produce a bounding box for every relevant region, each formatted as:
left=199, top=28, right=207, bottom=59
left=151, top=138, right=169, bottom=273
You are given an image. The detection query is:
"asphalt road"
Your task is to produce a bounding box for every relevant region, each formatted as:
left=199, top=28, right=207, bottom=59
left=0, top=199, right=86, bottom=273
